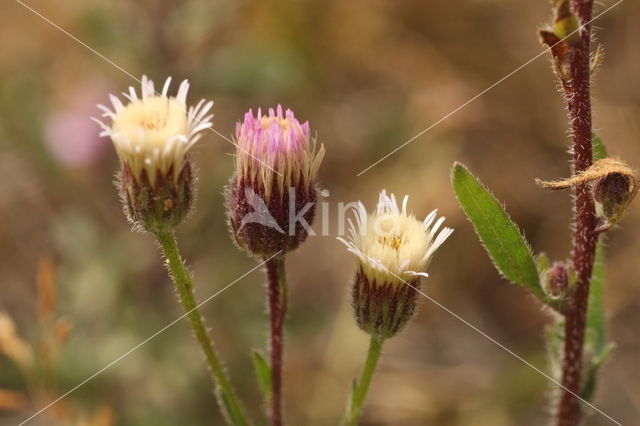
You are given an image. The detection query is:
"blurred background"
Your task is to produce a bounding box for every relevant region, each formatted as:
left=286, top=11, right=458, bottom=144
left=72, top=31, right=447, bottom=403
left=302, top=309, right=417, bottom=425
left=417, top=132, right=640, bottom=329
left=1, top=0, right=639, bottom=424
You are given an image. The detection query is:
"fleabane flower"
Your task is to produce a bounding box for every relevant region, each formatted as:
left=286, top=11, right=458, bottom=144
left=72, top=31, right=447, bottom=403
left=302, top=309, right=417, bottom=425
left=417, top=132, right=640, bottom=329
left=94, top=76, right=213, bottom=233
left=226, top=106, right=325, bottom=257
left=338, top=190, right=453, bottom=338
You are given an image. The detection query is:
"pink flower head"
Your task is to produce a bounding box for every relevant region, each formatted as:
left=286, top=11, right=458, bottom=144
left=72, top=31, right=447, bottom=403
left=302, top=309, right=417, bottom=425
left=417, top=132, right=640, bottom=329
left=234, top=105, right=324, bottom=200
left=227, top=105, right=325, bottom=256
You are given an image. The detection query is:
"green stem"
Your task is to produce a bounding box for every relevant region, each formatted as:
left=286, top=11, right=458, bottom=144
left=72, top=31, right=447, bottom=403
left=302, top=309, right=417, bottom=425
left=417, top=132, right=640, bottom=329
left=156, top=230, right=248, bottom=426
left=346, top=335, right=385, bottom=426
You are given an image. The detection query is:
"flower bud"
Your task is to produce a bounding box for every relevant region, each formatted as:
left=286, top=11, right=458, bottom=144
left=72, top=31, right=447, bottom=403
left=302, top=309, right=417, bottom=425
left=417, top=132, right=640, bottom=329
left=226, top=106, right=325, bottom=257
left=593, top=173, right=632, bottom=224
left=93, top=76, right=213, bottom=233
left=543, top=262, right=572, bottom=299
left=553, top=0, right=581, bottom=45
left=339, top=191, right=453, bottom=338
left=536, top=158, right=639, bottom=232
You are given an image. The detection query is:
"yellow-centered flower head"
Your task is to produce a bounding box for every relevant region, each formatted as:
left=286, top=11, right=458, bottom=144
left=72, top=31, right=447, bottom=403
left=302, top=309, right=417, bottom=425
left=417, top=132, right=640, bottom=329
left=339, top=190, right=453, bottom=286
left=93, top=76, right=213, bottom=184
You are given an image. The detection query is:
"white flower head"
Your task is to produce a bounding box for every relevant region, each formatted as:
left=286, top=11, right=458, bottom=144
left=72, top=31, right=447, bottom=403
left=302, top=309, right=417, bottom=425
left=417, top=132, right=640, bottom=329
left=338, top=190, right=453, bottom=286
left=93, top=75, right=213, bottom=184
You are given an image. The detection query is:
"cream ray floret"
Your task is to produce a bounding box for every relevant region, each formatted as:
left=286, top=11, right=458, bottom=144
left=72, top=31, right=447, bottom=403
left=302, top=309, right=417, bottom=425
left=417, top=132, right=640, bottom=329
left=338, top=190, right=453, bottom=285
left=93, top=76, right=213, bottom=184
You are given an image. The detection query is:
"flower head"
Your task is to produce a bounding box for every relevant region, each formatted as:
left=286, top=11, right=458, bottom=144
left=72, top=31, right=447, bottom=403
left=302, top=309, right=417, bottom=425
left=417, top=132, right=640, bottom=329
left=94, top=76, right=213, bottom=233
left=339, top=190, right=453, bottom=337
left=339, top=190, right=453, bottom=285
left=226, top=106, right=324, bottom=258
left=94, top=76, right=213, bottom=184
left=234, top=105, right=324, bottom=200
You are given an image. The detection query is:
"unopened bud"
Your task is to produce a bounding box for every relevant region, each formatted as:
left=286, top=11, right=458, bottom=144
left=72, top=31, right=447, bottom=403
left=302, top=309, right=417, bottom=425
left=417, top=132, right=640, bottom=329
left=536, top=158, right=638, bottom=232
left=226, top=106, right=325, bottom=258
left=593, top=173, right=631, bottom=223
left=543, top=262, right=572, bottom=299
left=553, top=0, right=581, bottom=45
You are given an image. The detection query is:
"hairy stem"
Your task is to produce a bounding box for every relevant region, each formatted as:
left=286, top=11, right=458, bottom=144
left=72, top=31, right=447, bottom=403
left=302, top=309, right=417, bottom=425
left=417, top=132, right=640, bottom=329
left=557, top=1, right=597, bottom=425
left=265, top=256, right=286, bottom=426
left=156, top=230, right=248, bottom=426
left=346, top=335, right=385, bottom=426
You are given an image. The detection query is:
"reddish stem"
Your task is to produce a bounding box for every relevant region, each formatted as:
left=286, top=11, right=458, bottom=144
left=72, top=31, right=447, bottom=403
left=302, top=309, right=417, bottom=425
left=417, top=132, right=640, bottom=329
left=557, top=1, right=597, bottom=425
left=266, top=257, right=285, bottom=426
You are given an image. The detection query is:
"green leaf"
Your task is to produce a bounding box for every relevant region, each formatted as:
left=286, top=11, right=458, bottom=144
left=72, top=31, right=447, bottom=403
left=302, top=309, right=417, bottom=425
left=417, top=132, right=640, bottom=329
left=592, top=133, right=608, bottom=162
left=581, top=133, right=612, bottom=401
left=586, top=243, right=606, bottom=355
left=451, top=162, right=543, bottom=298
left=251, top=349, right=272, bottom=406
left=536, top=253, right=550, bottom=274
left=581, top=342, right=614, bottom=401
left=347, top=378, right=358, bottom=419
left=216, top=386, right=247, bottom=426
left=586, top=133, right=609, bottom=355
left=545, top=317, right=565, bottom=379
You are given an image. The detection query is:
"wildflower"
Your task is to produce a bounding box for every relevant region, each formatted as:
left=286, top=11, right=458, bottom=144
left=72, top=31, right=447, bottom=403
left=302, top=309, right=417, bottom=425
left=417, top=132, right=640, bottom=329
left=338, top=190, right=453, bottom=338
left=226, top=105, right=325, bottom=257
left=93, top=76, right=213, bottom=232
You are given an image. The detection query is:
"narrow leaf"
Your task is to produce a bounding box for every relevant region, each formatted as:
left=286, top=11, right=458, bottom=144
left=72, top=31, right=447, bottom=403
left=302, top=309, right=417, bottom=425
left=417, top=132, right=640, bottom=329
left=581, top=133, right=611, bottom=401
left=345, top=378, right=359, bottom=423
left=586, top=243, right=606, bottom=355
left=216, top=386, right=246, bottom=426
left=451, top=162, right=543, bottom=297
left=581, top=343, right=614, bottom=401
left=546, top=317, right=565, bottom=379
left=251, top=350, right=272, bottom=406
left=592, top=133, right=607, bottom=162
left=586, top=133, right=609, bottom=355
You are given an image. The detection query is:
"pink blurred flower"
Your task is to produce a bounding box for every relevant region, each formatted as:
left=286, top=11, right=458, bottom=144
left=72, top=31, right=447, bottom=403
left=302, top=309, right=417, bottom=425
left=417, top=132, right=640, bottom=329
left=45, top=88, right=108, bottom=167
